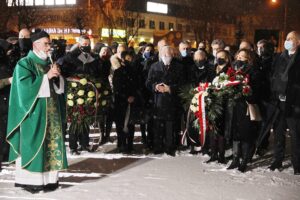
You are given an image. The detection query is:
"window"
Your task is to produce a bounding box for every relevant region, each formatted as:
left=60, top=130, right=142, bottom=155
left=139, top=19, right=145, bottom=28
left=66, top=0, right=76, bottom=5
left=169, top=23, right=174, bottom=30
left=147, top=1, right=168, bottom=14
left=7, top=0, right=75, bottom=6
left=186, top=25, right=191, bottom=33
left=35, top=0, right=44, bottom=5
left=159, top=22, right=165, bottom=30
left=127, top=18, right=134, bottom=28
left=25, top=0, right=34, bottom=5
left=45, top=0, right=54, bottom=5
left=55, top=0, right=65, bottom=5
left=177, top=24, right=182, bottom=31
left=149, top=20, right=155, bottom=29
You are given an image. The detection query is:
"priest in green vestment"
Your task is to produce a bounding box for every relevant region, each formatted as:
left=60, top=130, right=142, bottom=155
left=6, top=30, right=68, bottom=193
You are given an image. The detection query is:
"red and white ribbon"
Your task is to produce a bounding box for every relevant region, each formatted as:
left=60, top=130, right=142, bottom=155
left=197, top=82, right=209, bottom=146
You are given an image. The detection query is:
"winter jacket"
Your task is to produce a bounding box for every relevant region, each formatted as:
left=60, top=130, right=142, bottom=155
left=286, top=47, right=300, bottom=118
left=61, top=48, right=100, bottom=79
left=146, top=60, right=184, bottom=120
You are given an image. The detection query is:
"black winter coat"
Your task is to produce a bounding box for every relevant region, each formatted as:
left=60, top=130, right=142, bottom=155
left=188, top=61, right=214, bottom=87
left=0, top=59, right=13, bottom=115
left=271, top=50, right=292, bottom=99
left=146, top=60, right=184, bottom=120
left=61, top=48, right=101, bottom=79
left=232, top=65, right=262, bottom=142
left=112, top=63, right=136, bottom=110
left=259, top=56, right=274, bottom=102
left=179, top=56, right=194, bottom=84
left=286, top=47, right=300, bottom=118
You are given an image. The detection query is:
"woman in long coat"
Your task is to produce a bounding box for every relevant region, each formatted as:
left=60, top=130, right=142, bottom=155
left=227, top=49, right=262, bottom=172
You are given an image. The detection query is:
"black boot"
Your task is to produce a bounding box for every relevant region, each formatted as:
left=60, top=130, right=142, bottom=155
left=268, top=161, right=283, bottom=171
left=218, top=153, right=226, bottom=164
left=218, top=136, right=226, bottom=164
left=206, top=153, right=218, bottom=163
left=227, top=157, right=240, bottom=169
left=238, top=142, right=252, bottom=173
left=238, top=160, right=247, bottom=172
left=206, top=134, right=217, bottom=163
left=227, top=141, right=241, bottom=170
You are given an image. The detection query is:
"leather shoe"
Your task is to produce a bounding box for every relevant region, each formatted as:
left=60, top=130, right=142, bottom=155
left=268, top=161, right=282, bottom=171
left=294, top=168, right=300, bottom=175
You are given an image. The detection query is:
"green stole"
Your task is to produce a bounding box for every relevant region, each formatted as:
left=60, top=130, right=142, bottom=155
left=6, top=51, right=68, bottom=172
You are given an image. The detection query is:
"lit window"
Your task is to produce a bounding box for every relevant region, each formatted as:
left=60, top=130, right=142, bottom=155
left=147, top=2, right=168, bottom=14
left=45, top=0, right=54, bottom=5
left=25, top=0, right=34, bottom=5
left=101, top=28, right=126, bottom=38
left=7, top=0, right=13, bottom=6
left=66, top=0, right=76, bottom=5
left=55, top=0, right=65, bottom=5
left=19, top=0, right=25, bottom=5
left=35, top=0, right=44, bottom=5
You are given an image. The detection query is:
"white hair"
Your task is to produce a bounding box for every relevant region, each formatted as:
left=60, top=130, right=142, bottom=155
left=159, top=45, right=173, bottom=59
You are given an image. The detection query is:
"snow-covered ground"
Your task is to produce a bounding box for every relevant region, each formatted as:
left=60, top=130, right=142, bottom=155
left=1, top=133, right=300, bottom=200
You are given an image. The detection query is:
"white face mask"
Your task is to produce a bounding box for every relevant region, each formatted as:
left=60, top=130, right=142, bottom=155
left=161, top=56, right=172, bottom=65
left=35, top=50, right=48, bottom=60
left=257, top=48, right=262, bottom=56
left=284, top=40, right=295, bottom=53
left=213, top=50, right=217, bottom=57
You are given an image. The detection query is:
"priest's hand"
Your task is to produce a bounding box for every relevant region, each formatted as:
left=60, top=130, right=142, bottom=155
left=47, top=67, right=61, bottom=79
left=8, top=77, right=12, bottom=84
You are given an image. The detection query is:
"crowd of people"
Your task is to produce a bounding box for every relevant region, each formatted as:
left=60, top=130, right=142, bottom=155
left=0, top=27, right=300, bottom=193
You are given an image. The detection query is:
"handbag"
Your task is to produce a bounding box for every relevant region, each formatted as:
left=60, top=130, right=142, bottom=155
left=246, top=103, right=262, bottom=121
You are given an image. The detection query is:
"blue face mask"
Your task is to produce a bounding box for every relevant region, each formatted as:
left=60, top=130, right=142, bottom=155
left=144, top=51, right=151, bottom=59
left=284, top=40, right=294, bottom=51
left=180, top=50, right=187, bottom=57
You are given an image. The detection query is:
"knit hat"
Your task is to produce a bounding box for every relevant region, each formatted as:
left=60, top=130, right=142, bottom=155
left=30, top=29, right=49, bottom=42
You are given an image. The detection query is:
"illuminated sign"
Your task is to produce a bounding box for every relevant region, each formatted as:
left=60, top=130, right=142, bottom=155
left=101, top=28, right=126, bottom=38
left=147, top=2, right=168, bottom=14
left=7, top=0, right=76, bottom=6
left=43, top=28, right=87, bottom=34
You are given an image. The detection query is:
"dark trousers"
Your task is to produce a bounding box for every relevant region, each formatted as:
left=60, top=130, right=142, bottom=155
left=273, top=100, right=300, bottom=171
left=0, top=115, right=9, bottom=165
left=115, top=122, right=135, bottom=151
left=153, top=119, right=175, bottom=153
left=146, top=118, right=154, bottom=149
left=286, top=118, right=300, bottom=170
left=210, top=134, right=225, bottom=157
left=139, top=124, right=147, bottom=143
left=99, top=112, right=113, bottom=140
left=257, top=101, right=275, bottom=150
left=69, top=128, right=90, bottom=150
left=232, top=140, right=255, bottom=163
left=272, top=102, right=288, bottom=163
